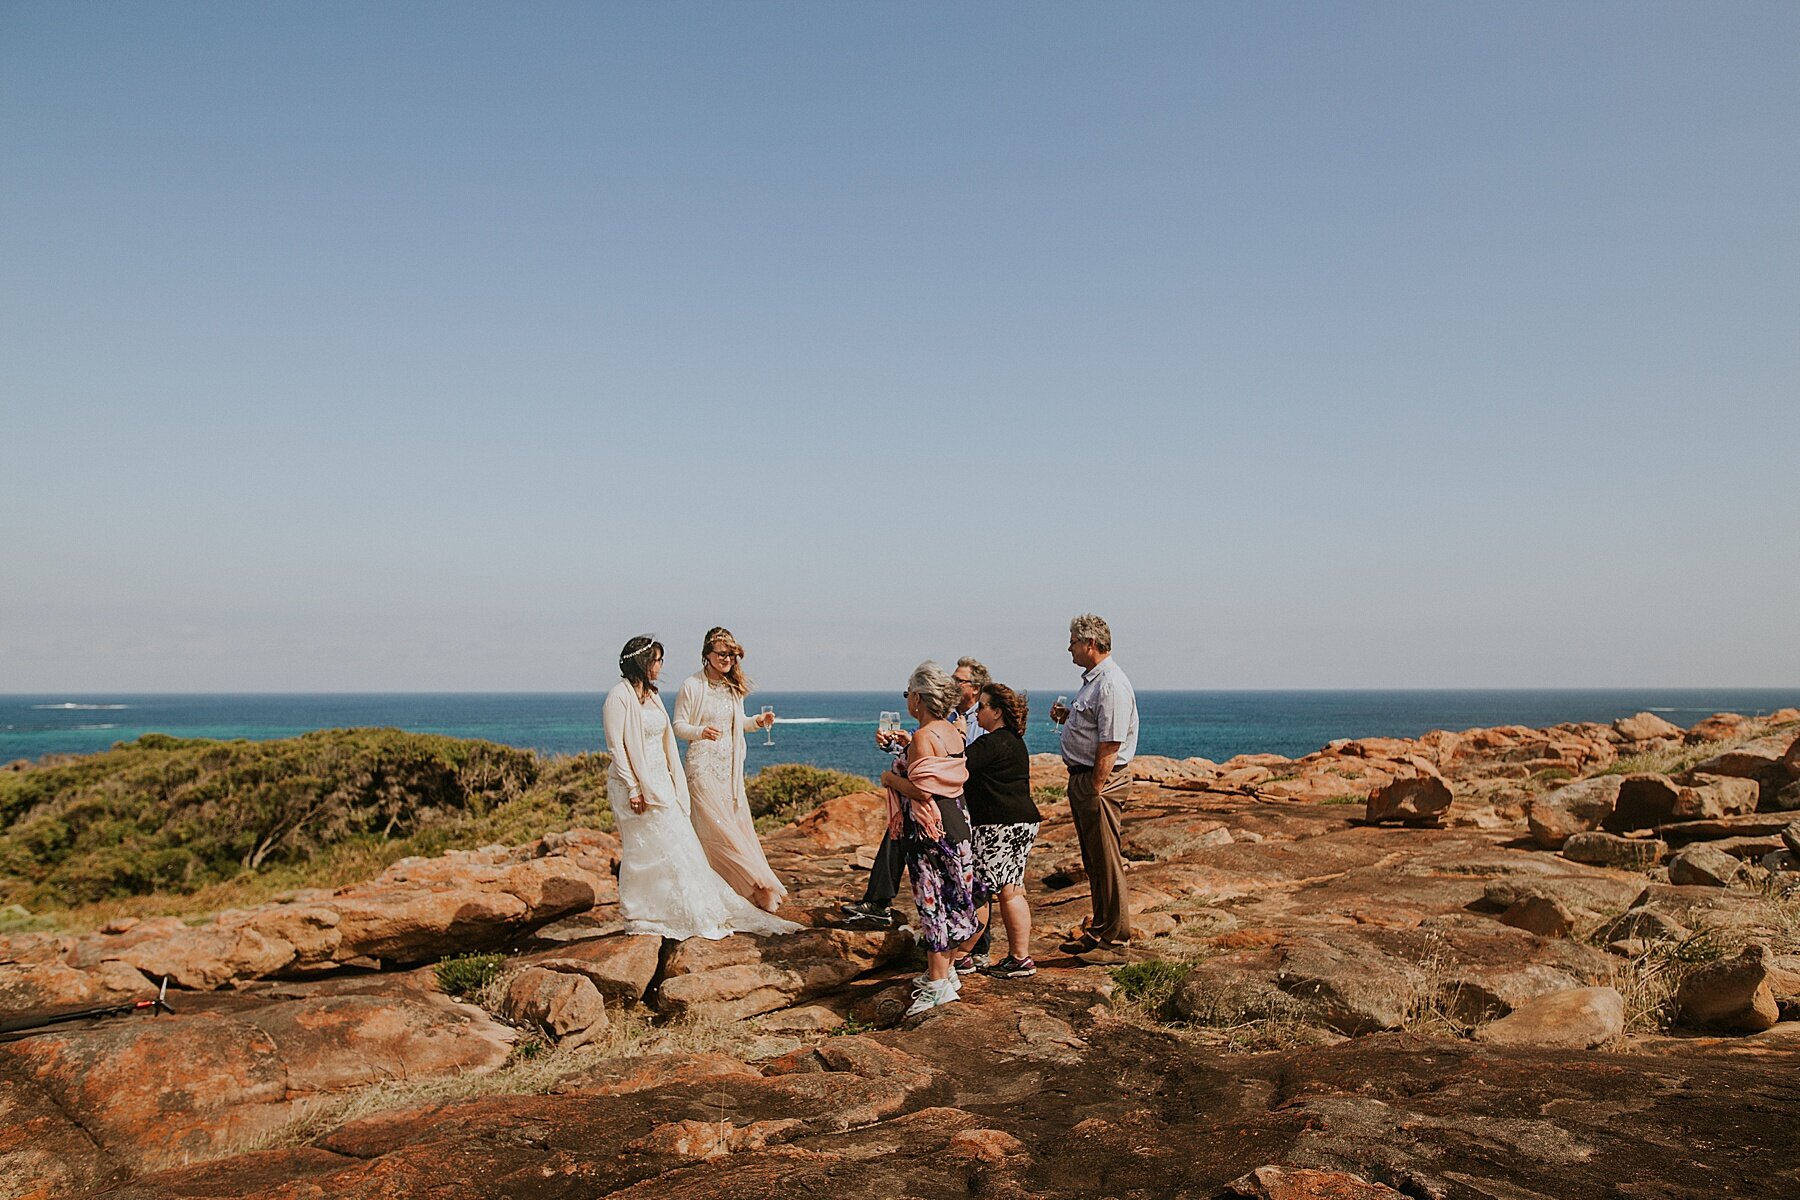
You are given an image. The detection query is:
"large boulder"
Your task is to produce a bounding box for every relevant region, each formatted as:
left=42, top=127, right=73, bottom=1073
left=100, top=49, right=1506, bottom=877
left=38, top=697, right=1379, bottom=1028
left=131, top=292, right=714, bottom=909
left=517, top=933, right=662, bottom=1007
left=1474, top=986, right=1624, bottom=1049
left=1675, top=945, right=1782, bottom=1032
left=1686, top=713, right=1751, bottom=743
left=1606, top=773, right=1757, bottom=831
left=1526, top=776, right=1623, bottom=848
left=1613, top=712, right=1683, bottom=742
left=1496, top=894, right=1576, bottom=938
left=1364, top=760, right=1452, bottom=825
left=1667, top=843, right=1744, bottom=888
left=1606, top=774, right=1681, bottom=831
left=501, top=967, right=607, bottom=1040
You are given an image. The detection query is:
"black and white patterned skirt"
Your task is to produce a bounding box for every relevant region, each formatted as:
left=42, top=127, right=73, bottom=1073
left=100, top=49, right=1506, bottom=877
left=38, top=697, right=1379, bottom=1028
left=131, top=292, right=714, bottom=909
left=971, top=821, right=1040, bottom=889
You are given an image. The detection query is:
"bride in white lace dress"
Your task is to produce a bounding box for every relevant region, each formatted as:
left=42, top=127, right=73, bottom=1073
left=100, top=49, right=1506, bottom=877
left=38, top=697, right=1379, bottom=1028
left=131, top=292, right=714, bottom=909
left=602, top=636, right=800, bottom=941
left=672, top=627, right=787, bottom=912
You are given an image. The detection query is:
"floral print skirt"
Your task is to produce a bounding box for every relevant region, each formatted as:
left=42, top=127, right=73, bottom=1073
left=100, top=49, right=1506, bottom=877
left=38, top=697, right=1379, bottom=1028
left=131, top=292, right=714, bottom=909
left=903, top=793, right=988, bottom=953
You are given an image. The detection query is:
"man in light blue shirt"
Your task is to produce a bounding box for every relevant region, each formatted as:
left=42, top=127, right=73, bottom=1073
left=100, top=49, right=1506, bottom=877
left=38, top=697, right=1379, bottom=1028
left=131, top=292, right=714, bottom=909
left=1050, top=613, right=1137, bottom=956
left=952, top=657, right=990, bottom=747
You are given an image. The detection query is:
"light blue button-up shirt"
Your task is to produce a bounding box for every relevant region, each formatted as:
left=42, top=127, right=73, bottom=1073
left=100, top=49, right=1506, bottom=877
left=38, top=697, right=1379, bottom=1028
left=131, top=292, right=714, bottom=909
left=1057, top=656, right=1138, bottom=768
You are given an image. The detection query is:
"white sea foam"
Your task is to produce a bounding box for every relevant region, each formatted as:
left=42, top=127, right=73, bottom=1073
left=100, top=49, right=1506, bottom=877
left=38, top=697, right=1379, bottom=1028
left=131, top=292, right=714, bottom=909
left=33, top=703, right=130, bottom=711
left=74, top=724, right=118, bottom=731
left=772, top=717, right=833, bottom=725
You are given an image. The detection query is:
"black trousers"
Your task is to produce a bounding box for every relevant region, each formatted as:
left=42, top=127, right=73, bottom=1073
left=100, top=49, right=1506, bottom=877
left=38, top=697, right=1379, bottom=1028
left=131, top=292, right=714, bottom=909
left=860, top=832, right=907, bottom=906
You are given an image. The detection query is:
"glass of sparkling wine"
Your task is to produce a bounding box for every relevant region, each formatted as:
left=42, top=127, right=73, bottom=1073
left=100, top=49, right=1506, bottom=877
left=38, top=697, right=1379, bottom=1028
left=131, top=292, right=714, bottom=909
left=761, top=705, right=775, bottom=746
left=1052, top=695, right=1071, bottom=737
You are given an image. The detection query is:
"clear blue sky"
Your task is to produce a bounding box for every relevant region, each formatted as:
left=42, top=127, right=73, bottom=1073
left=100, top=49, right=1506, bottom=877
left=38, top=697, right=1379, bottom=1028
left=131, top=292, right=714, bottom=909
left=3, top=2, right=1795, bottom=692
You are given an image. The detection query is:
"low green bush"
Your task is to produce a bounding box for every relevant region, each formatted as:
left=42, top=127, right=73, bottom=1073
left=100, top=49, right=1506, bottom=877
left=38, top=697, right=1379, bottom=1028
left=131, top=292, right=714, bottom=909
left=435, top=952, right=506, bottom=996
left=745, top=763, right=873, bottom=823
left=1110, top=960, right=1193, bottom=1016
left=0, top=730, right=613, bottom=909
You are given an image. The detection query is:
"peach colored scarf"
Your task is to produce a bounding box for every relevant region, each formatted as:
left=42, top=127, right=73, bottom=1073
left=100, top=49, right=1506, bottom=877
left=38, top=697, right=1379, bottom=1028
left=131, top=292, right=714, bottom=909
left=886, top=754, right=969, bottom=841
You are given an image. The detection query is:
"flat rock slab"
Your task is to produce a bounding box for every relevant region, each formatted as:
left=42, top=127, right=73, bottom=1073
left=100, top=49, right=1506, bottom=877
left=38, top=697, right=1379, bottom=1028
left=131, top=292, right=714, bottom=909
left=1561, top=831, right=1667, bottom=868
left=656, top=926, right=912, bottom=1022
left=95, top=986, right=1800, bottom=1200
left=0, top=980, right=513, bottom=1184
left=1475, top=986, right=1624, bottom=1049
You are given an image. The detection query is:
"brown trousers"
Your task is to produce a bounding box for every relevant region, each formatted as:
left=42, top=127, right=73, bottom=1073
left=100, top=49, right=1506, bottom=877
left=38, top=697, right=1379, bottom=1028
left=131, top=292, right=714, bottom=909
left=1067, top=765, right=1132, bottom=943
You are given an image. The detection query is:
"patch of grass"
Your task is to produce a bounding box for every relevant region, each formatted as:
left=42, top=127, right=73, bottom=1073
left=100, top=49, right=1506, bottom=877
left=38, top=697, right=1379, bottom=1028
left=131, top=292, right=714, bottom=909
left=1032, top=784, right=1067, bottom=803
left=1595, top=743, right=1722, bottom=779
left=1109, top=960, right=1192, bottom=1018
left=1604, top=927, right=1733, bottom=1034
left=1316, top=795, right=1363, bottom=805
left=435, top=952, right=507, bottom=997
left=1398, top=934, right=1467, bottom=1037
left=1261, top=772, right=1299, bottom=784
left=0, top=904, right=56, bottom=934
left=828, top=1016, right=876, bottom=1037
left=1533, top=767, right=1575, bottom=784
left=1326, top=768, right=1362, bottom=780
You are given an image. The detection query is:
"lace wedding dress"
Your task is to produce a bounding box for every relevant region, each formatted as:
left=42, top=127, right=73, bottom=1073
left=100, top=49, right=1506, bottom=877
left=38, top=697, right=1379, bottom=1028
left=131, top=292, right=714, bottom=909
left=608, top=696, right=800, bottom=941
left=683, top=680, right=788, bottom=911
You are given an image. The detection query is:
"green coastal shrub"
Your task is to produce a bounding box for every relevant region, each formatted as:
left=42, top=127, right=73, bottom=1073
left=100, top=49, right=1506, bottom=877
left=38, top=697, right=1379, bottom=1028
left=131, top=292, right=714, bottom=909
left=435, top=952, right=506, bottom=997
left=0, top=730, right=613, bottom=910
left=744, top=763, right=874, bottom=824
left=1110, top=960, right=1193, bottom=1017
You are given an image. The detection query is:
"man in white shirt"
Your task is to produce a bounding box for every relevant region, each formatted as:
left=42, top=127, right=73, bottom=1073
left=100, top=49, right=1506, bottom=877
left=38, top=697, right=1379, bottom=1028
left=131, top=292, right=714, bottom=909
left=1049, top=614, right=1138, bottom=958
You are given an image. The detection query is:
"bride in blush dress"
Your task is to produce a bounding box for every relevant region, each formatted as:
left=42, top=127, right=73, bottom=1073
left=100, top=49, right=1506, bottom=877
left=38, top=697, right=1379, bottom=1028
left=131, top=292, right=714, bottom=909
left=672, top=627, right=786, bottom=913
left=602, top=635, right=800, bottom=941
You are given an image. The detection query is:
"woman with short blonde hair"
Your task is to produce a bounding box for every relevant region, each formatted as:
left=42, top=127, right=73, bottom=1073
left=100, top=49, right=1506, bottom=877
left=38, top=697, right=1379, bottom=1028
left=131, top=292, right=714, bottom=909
left=880, top=660, right=985, bottom=1017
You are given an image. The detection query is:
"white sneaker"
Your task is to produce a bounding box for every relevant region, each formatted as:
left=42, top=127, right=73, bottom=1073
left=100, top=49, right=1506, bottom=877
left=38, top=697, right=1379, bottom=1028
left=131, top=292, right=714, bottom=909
left=904, top=976, right=959, bottom=1018
left=912, top=970, right=960, bottom=993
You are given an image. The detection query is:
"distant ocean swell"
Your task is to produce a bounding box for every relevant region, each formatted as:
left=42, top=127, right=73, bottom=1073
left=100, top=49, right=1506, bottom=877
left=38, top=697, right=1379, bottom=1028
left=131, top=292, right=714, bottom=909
left=4, top=690, right=1795, bottom=779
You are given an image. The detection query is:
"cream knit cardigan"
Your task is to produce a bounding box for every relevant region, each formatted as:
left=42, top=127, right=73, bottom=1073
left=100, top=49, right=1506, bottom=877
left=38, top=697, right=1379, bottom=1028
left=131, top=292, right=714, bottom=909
left=602, top=680, right=690, bottom=812
left=671, top=671, right=751, bottom=809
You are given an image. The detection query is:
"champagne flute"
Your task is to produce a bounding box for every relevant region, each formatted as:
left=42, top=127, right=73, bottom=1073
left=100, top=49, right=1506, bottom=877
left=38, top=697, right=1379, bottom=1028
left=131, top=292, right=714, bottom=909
left=1052, top=695, right=1071, bottom=739
left=761, top=705, right=775, bottom=746
left=878, top=710, right=899, bottom=748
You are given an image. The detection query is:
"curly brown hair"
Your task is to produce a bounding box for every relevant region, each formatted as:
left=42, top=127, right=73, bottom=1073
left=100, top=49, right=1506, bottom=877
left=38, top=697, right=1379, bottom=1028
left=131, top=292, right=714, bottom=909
left=979, top=683, right=1030, bottom=738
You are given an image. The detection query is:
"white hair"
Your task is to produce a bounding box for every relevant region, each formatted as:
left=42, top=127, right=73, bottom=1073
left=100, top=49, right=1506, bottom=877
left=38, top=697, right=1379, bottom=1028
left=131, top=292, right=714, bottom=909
left=905, top=661, right=960, bottom=720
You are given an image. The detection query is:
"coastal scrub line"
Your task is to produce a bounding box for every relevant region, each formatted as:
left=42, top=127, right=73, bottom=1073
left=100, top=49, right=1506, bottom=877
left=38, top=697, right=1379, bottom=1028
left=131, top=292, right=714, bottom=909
left=0, top=729, right=873, bottom=923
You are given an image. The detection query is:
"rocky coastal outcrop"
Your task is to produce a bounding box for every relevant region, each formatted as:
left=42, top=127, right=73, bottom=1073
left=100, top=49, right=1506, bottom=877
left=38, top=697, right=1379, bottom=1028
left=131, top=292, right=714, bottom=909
left=3, top=709, right=1798, bottom=1198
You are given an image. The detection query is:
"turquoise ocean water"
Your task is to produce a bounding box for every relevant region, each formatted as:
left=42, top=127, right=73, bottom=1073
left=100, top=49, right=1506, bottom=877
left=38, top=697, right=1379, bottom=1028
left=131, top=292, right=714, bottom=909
left=4, top=690, right=1795, bottom=780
